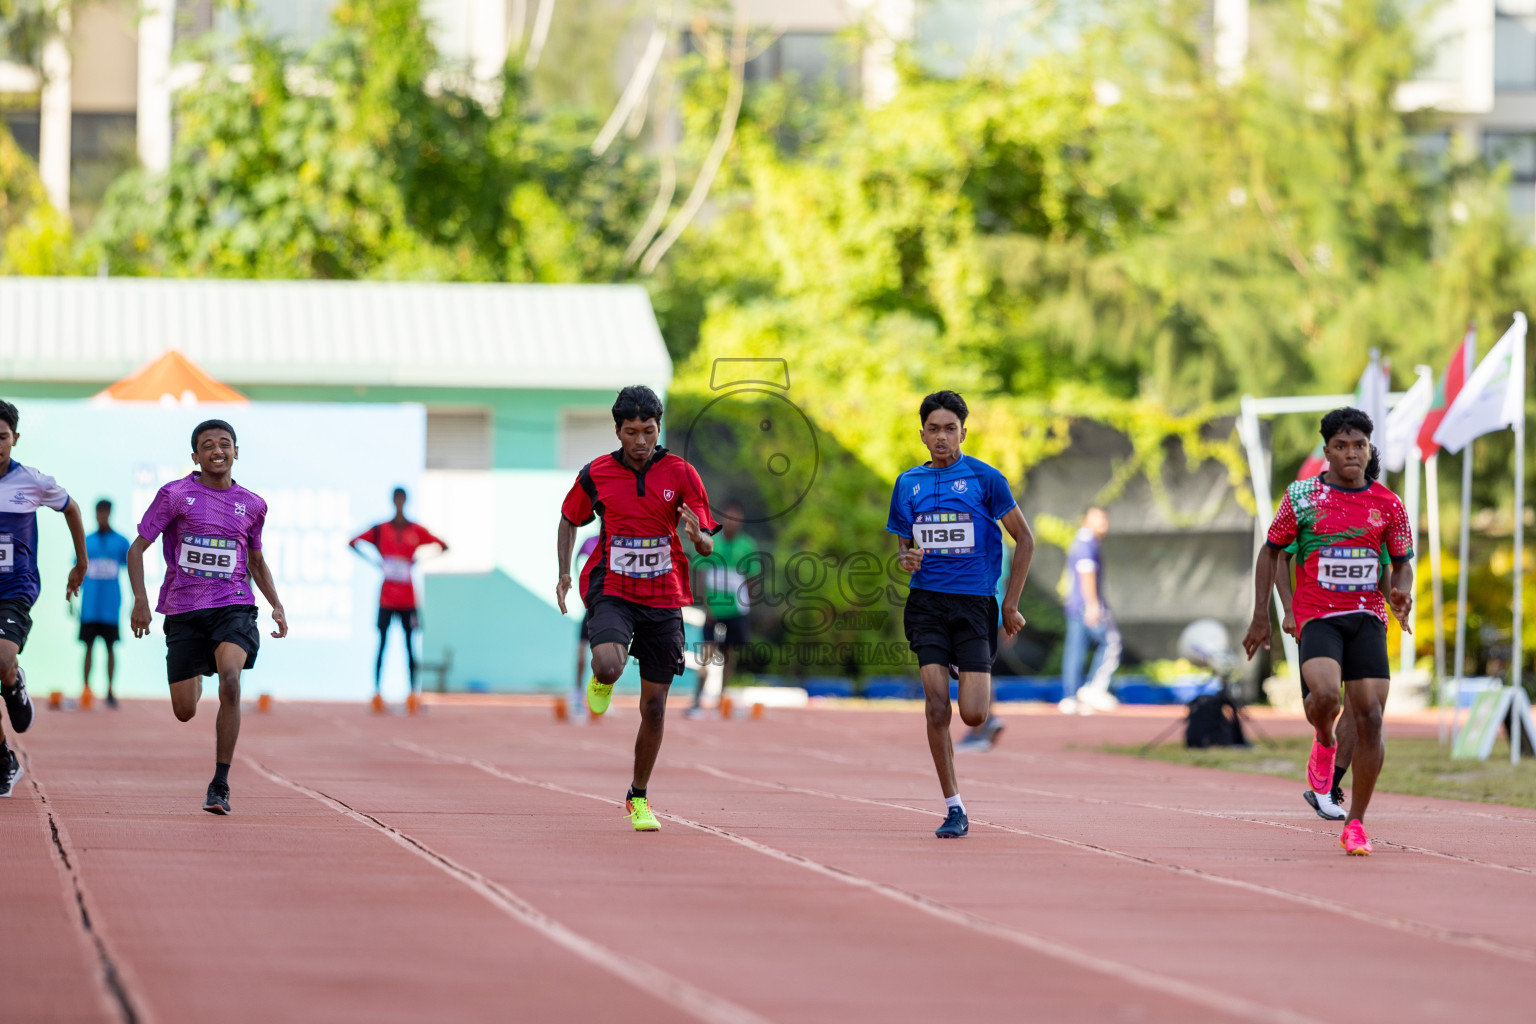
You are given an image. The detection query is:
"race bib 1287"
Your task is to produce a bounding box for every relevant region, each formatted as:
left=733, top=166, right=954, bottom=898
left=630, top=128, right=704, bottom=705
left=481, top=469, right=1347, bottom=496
left=178, top=535, right=239, bottom=579
left=609, top=536, right=673, bottom=578
left=913, top=513, right=976, bottom=555
left=1316, top=546, right=1379, bottom=592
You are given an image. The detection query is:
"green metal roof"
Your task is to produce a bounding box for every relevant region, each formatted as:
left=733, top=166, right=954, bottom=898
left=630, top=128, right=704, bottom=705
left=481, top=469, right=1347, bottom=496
left=0, top=278, right=672, bottom=391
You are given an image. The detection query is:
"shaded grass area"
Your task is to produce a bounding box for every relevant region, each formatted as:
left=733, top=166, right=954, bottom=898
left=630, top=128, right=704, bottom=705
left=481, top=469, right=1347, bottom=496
left=1108, top=735, right=1536, bottom=811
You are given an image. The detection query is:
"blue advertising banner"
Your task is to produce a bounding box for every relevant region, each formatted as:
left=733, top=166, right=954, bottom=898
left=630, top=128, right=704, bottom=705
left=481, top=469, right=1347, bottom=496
left=13, top=401, right=424, bottom=701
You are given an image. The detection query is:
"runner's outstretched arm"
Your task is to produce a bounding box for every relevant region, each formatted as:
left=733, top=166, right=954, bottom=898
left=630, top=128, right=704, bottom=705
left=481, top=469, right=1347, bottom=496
left=1275, top=552, right=1296, bottom=638
left=999, top=506, right=1034, bottom=639
left=247, top=550, right=288, bottom=638
left=127, top=535, right=153, bottom=637
left=61, top=499, right=87, bottom=598
left=556, top=517, right=577, bottom=614
left=1242, top=545, right=1279, bottom=659
left=1388, top=559, right=1414, bottom=633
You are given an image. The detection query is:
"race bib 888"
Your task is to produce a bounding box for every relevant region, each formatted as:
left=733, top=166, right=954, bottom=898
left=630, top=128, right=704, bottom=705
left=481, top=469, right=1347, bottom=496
left=1316, top=546, right=1379, bottom=592
left=609, top=535, right=673, bottom=579
left=913, top=513, right=976, bottom=555
left=178, top=535, right=239, bottom=579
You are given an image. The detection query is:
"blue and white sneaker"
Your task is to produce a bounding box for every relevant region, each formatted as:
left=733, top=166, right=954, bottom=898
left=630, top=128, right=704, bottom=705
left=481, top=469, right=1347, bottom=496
left=935, top=806, right=969, bottom=838
left=3, top=666, right=34, bottom=733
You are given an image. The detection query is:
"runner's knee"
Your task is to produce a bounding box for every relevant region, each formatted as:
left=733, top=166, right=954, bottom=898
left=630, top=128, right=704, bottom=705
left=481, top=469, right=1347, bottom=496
left=638, top=691, right=667, bottom=727
left=172, top=698, right=197, bottom=722
left=925, top=696, right=952, bottom=729
left=591, top=649, right=625, bottom=684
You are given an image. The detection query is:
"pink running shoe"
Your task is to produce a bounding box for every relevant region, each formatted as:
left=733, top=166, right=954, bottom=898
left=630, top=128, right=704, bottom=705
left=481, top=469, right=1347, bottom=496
left=1306, top=740, right=1337, bottom=795
left=1340, top=819, right=1373, bottom=856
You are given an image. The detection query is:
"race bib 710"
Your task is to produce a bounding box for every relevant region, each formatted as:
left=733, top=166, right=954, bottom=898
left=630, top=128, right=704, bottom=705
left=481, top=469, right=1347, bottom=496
left=913, top=513, right=976, bottom=555
left=1316, top=547, right=1378, bottom=592
left=178, top=535, right=239, bottom=579
left=609, top=536, right=673, bottom=578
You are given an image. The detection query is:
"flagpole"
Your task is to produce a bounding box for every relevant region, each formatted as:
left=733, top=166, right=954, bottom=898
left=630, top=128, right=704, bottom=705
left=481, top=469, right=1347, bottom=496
left=1427, top=453, right=1448, bottom=740
left=1452, top=336, right=1476, bottom=742
left=1401, top=444, right=1421, bottom=676
left=1512, top=403, right=1524, bottom=765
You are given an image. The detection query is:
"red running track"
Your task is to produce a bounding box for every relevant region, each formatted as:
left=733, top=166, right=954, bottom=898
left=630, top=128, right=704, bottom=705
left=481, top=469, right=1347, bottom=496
left=4, top=699, right=1534, bottom=1023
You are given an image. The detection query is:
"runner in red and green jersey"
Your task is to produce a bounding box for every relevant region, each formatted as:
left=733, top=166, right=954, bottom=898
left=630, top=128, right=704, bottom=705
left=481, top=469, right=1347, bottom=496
left=350, top=488, right=447, bottom=700
left=1244, top=408, right=1414, bottom=856
left=556, top=385, right=718, bottom=831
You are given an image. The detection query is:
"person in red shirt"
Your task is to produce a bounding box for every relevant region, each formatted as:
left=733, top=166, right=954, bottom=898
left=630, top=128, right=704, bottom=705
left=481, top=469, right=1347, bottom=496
left=1244, top=408, right=1413, bottom=856
left=557, top=386, right=718, bottom=832
left=350, top=488, right=447, bottom=699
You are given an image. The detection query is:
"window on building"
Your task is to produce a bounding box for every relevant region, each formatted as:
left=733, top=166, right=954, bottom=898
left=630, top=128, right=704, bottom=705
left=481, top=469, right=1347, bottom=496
left=1484, top=131, right=1536, bottom=236
left=560, top=410, right=617, bottom=472
left=426, top=409, right=493, bottom=471
left=1496, top=12, right=1536, bottom=90
left=684, top=30, right=854, bottom=94
left=1, top=109, right=39, bottom=162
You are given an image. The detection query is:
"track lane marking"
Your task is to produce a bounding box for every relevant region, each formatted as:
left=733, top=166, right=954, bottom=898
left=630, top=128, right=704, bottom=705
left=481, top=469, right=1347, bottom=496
left=241, top=755, right=772, bottom=1024
left=396, top=740, right=1326, bottom=1024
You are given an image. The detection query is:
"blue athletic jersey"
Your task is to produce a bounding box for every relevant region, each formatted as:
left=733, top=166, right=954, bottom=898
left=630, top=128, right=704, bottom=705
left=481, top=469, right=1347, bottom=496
left=886, top=454, right=1018, bottom=597
left=80, top=529, right=130, bottom=624
left=0, top=460, right=72, bottom=606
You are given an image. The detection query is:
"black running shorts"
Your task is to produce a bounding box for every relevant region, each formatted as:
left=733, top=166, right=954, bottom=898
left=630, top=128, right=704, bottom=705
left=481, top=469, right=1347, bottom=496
left=79, top=621, right=120, bottom=646
left=903, top=588, right=998, bottom=673
left=0, top=598, right=33, bottom=653
left=164, top=605, right=260, bottom=683
left=378, top=606, right=419, bottom=632
left=586, top=595, right=685, bottom=682
left=1298, top=612, right=1389, bottom=684
left=705, top=614, right=749, bottom=650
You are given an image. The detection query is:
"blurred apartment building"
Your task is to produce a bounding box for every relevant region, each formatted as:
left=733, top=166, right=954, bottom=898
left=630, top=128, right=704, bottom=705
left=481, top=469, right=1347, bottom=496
left=3, top=1, right=1536, bottom=226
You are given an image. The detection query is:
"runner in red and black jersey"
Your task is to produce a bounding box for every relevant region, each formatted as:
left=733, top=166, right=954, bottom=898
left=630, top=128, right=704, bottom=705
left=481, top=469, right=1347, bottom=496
left=350, top=488, right=447, bottom=700
left=556, top=385, right=719, bottom=831
left=1244, top=408, right=1414, bottom=856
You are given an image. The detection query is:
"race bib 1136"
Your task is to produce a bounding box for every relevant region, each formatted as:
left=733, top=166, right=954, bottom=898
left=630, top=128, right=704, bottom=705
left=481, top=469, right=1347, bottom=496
left=609, top=536, right=673, bottom=578
left=1316, top=546, right=1379, bottom=592
left=178, top=535, right=239, bottom=580
left=913, top=513, right=976, bottom=555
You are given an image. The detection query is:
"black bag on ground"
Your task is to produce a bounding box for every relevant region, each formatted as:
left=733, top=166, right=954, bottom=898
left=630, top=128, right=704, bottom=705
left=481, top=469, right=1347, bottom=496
left=1185, top=693, right=1246, bottom=748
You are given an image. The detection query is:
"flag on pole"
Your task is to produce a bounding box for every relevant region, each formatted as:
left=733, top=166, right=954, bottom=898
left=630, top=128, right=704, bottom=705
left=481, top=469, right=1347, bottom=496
left=1296, top=351, right=1389, bottom=480
left=1432, top=313, right=1527, bottom=455
left=1417, top=327, right=1474, bottom=460
left=1381, top=370, right=1435, bottom=472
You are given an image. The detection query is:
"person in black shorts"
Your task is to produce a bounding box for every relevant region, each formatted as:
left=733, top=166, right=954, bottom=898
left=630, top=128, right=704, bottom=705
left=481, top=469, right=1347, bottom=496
left=887, top=391, right=1036, bottom=838
left=556, top=386, right=719, bottom=831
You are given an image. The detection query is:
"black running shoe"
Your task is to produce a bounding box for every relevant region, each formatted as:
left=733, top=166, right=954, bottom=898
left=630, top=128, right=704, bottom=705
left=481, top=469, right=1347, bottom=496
left=2, top=666, right=34, bottom=733
left=203, top=781, right=231, bottom=815
left=0, top=747, right=22, bottom=797
left=104, top=695, right=119, bottom=710
left=935, top=806, right=968, bottom=838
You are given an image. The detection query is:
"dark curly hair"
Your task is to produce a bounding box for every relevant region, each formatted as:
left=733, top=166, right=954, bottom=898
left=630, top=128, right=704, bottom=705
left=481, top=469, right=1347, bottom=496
left=612, top=385, right=664, bottom=427
left=1319, top=406, right=1380, bottom=482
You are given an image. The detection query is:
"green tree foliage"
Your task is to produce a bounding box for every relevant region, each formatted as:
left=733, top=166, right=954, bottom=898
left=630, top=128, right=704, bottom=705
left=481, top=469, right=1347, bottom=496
left=89, top=0, right=652, bottom=281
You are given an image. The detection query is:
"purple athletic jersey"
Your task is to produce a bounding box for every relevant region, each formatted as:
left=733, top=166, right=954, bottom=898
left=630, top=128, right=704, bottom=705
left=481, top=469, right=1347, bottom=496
left=138, top=473, right=267, bottom=616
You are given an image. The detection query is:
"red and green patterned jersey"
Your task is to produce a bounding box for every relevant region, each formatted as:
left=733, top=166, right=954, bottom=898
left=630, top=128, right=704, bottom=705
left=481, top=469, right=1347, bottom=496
left=1266, top=476, right=1413, bottom=630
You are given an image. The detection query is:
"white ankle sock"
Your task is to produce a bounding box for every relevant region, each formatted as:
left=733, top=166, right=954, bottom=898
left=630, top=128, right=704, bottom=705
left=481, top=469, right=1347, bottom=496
left=945, top=794, right=965, bottom=812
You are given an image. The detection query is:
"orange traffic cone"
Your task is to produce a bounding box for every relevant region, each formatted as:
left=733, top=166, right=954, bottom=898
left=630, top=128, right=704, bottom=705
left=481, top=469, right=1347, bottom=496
left=257, top=693, right=273, bottom=713
left=79, top=688, right=95, bottom=710
left=553, top=696, right=569, bottom=721
left=371, top=694, right=386, bottom=714
left=406, top=692, right=421, bottom=715
left=720, top=695, right=734, bottom=719
left=751, top=702, right=765, bottom=721
left=48, top=691, right=62, bottom=709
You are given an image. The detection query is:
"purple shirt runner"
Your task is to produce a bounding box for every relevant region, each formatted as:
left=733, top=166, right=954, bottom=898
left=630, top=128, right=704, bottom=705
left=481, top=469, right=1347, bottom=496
left=138, top=473, right=268, bottom=616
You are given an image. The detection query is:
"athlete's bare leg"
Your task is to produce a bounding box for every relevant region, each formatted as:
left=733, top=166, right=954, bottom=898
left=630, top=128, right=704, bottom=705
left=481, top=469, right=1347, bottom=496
left=0, top=637, right=16, bottom=745
left=1343, top=676, right=1389, bottom=823
left=168, top=643, right=245, bottom=764
left=631, top=677, right=670, bottom=790
left=921, top=663, right=958, bottom=797
left=1335, top=700, right=1357, bottom=775
left=589, top=641, right=628, bottom=686
left=82, top=637, right=94, bottom=696
left=1300, top=657, right=1343, bottom=746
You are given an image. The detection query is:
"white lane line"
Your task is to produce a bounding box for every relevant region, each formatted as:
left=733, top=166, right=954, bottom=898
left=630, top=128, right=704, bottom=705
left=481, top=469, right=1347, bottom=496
left=689, top=732, right=1536, bottom=876
left=241, top=756, right=772, bottom=1024
left=395, top=740, right=1326, bottom=1024
left=688, top=763, right=1536, bottom=966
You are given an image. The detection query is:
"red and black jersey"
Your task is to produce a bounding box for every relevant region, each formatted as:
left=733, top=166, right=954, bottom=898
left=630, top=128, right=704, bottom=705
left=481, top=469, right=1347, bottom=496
left=351, top=521, right=445, bottom=610
left=1266, top=476, right=1413, bottom=631
left=561, top=448, right=719, bottom=609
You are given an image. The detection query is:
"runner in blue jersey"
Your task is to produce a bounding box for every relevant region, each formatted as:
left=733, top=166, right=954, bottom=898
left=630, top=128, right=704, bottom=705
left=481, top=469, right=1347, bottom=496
left=75, top=499, right=131, bottom=708
left=887, top=391, right=1036, bottom=838
left=0, top=399, right=88, bottom=797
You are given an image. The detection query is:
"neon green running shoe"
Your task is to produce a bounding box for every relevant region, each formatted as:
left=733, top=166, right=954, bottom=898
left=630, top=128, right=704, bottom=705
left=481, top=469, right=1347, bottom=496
left=627, top=795, right=660, bottom=832
left=586, top=675, right=614, bottom=715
